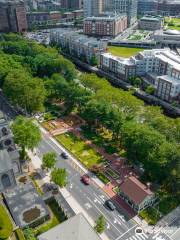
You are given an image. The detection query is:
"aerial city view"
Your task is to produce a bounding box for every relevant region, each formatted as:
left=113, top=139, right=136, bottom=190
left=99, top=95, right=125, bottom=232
left=0, top=0, right=179, bottom=240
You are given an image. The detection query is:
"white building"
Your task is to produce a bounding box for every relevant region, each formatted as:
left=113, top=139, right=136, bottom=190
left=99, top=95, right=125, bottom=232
left=50, top=29, right=107, bottom=63
left=100, top=49, right=180, bottom=102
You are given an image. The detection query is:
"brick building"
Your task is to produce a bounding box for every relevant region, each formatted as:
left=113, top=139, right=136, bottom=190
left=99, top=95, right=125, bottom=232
left=0, top=0, right=27, bottom=33
left=84, top=15, right=127, bottom=37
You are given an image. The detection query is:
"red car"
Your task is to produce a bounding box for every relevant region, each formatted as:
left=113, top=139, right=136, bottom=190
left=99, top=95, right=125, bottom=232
left=81, top=174, right=90, bottom=185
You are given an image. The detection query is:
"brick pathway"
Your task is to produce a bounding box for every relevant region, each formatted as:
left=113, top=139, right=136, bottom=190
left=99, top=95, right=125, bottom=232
left=70, top=128, right=138, bottom=217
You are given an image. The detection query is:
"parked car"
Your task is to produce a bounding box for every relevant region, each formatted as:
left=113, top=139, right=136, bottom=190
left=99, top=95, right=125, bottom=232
left=61, top=152, right=68, bottom=159
left=105, top=200, right=116, bottom=211
left=81, top=174, right=90, bottom=185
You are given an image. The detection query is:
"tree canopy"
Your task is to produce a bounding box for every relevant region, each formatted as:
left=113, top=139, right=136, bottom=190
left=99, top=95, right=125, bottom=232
left=11, top=116, right=41, bottom=158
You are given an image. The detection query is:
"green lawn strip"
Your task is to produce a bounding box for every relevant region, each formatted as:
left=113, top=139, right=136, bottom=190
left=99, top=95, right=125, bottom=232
left=108, top=46, right=144, bottom=58
left=105, top=168, right=119, bottom=180
left=0, top=204, right=13, bottom=240
left=139, top=207, right=161, bottom=225
left=113, top=186, right=121, bottom=193
left=34, top=199, right=67, bottom=236
left=15, top=228, right=26, bottom=240
left=30, top=175, right=44, bottom=196
left=55, top=132, right=104, bottom=168
left=96, top=172, right=110, bottom=184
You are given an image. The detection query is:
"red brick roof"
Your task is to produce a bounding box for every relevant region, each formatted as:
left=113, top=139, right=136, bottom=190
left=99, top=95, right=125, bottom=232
left=120, top=176, right=153, bottom=205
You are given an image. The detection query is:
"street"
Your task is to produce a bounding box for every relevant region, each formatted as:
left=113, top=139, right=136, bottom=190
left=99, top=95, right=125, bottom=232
left=0, top=92, right=178, bottom=240
left=36, top=132, right=175, bottom=240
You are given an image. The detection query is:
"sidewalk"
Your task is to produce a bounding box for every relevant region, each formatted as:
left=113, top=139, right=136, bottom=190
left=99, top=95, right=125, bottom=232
left=39, top=124, right=105, bottom=189
left=28, top=150, right=109, bottom=240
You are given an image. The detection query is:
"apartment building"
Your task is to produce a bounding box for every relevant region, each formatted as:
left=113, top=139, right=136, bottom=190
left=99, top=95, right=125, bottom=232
left=100, top=49, right=180, bottom=102
left=100, top=52, right=136, bottom=80
left=0, top=0, right=27, bottom=33
left=50, top=29, right=107, bottom=63
left=139, top=15, right=164, bottom=30
left=27, top=11, right=61, bottom=28
left=84, top=15, right=127, bottom=37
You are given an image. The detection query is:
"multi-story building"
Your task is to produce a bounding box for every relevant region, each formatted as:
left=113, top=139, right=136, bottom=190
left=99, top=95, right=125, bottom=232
left=84, top=15, right=127, bottom=37
left=84, top=0, right=103, bottom=17
left=50, top=29, right=107, bottom=63
left=61, top=0, right=83, bottom=10
left=104, top=0, right=138, bottom=26
left=100, top=49, right=180, bottom=102
left=158, top=0, right=180, bottom=16
left=27, top=11, right=61, bottom=28
left=139, top=15, right=164, bottom=30
left=0, top=0, right=27, bottom=33
left=153, top=29, right=180, bottom=47
left=0, top=112, right=21, bottom=192
left=137, top=0, right=158, bottom=15
left=100, top=52, right=136, bottom=80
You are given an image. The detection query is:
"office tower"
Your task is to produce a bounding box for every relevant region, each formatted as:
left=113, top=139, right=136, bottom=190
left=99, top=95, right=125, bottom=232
left=104, top=0, right=138, bottom=26
left=84, top=0, right=103, bottom=17
left=0, top=0, right=27, bottom=33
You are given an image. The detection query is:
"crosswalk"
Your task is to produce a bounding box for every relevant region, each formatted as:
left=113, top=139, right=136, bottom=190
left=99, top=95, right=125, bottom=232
left=125, top=233, right=169, bottom=240
left=126, top=233, right=148, bottom=240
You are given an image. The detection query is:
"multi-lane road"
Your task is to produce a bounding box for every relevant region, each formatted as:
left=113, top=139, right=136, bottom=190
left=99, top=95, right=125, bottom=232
left=0, top=92, right=179, bottom=240
left=36, top=132, right=176, bottom=240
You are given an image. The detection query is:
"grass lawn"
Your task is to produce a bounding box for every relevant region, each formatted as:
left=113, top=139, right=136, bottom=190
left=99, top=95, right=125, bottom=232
left=165, top=17, right=180, bottom=31
left=96, top=172, right=110, bottom=184
left=139, top=207, right=161, bottom=225
left=55, top=132, right=104, bottom=168
left=0, top=204, right=13, bottom=240
left=34, top=199, right=67, bottom=236
left=108, top=46, right=144, bottom=58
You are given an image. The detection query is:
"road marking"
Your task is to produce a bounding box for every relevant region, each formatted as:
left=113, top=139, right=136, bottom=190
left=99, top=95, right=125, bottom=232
left=87, top=197, right=122, bottom=234
left=84, top=202, right=92, bottom=210
left=114, top=224, right=138, bottom=240
left=118, top=214, right=125, bottom=223
left=94, top=198, right=101, bottom=204
left=170, top=227, right=180, bottom=237
left=106, top=222, right=110, bottom=229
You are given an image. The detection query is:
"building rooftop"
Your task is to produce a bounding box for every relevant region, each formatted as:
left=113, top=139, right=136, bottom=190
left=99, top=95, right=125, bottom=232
left=0, top=149, right=12, bottom=173
left=3, top=180, right=49, bottom=228
left=140, top=15, right=163, bottom=22
left=85, top=14, right=126, bottom=21
left=38, top=213, right=101, bottom=240
left=101, top=52, right=135, bottom=66
left=158, top=75, right=180, bottom=85
left=120, top=176, right=154, bottom=205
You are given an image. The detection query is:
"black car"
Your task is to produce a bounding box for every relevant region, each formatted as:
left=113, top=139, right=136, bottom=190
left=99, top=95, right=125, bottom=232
left=105, top=200, right=116, bottom=211
left=61, top=151, right=68, bottom=159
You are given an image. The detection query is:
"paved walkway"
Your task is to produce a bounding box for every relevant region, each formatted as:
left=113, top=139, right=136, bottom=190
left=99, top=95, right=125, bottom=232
left=28, top=149, right=109, bottom=240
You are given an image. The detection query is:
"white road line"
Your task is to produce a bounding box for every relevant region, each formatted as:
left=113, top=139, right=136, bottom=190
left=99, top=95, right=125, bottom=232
left=139, top=233, right=148, bottom=240
left=170, top=227, right=180, bottom=237
left=87, top=197, right=122, bottom=234
left=114, top=225, right=138, bottom=240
